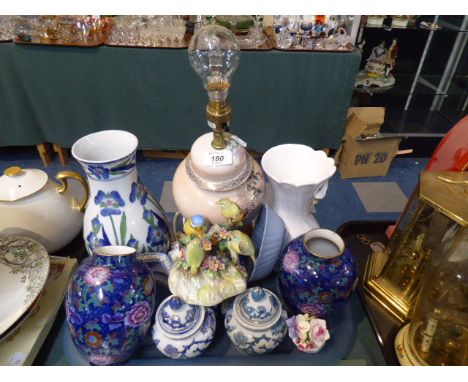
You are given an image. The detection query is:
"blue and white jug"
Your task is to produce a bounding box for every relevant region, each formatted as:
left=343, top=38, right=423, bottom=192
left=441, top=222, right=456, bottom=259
left=71, top=130, right=171, bottom=255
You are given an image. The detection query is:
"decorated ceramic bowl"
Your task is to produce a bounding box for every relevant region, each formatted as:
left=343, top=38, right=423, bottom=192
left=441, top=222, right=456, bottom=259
left=225, top=287, right=287, bottom=355
left=250, top=204, right=286, bottom=282
left=152, top=295, right=216, bottom=359
left=277, top=229, right=358, bottom=317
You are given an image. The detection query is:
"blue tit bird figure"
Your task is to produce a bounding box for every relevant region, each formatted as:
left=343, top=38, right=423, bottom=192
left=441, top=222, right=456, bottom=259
left=183, top=214, right=210, bottom=238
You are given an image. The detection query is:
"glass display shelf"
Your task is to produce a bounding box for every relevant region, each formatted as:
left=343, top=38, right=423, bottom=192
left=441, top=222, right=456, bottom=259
left=360, top=16, right=468, bottom=33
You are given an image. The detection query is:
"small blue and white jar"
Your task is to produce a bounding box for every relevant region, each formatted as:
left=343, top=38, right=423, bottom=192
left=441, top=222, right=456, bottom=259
left=152, top=295, right=216, bottom=359
left=225, top=287, right=287, bottom=355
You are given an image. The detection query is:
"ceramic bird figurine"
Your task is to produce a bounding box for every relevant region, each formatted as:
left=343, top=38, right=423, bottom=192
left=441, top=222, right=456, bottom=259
left=183, top=215, right=210, bottom=238
left=226, top=230, right=256, bottom=265
left=185, top=238, right=205, bottom=275
left=217, top=198, right=244, bottom=227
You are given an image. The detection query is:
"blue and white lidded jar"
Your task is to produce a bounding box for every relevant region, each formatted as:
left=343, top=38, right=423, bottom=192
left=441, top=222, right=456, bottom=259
left=152, top=295, right=216, bottom=359
left=225, top=287, right=287, bottom=355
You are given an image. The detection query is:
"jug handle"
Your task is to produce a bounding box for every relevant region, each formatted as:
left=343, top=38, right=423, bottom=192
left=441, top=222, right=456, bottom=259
left=314, top=182, right=329, bottom=200
left=146, top=188, right=176, bottom=242
left=173, top=211, right=182, bottom=238
left=136, top=252, right=173, bottom=275
left=55, top=171, right=90, bottom=213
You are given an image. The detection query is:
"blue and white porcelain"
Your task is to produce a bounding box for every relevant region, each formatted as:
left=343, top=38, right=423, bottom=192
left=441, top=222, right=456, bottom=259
left=65, top=245, right=156, bottom=366
left=71, top=130, right=171, bottom=256
left=225, top=287, right=287, bottom=355
left=152, top=295, right=216, bottom=359
left=277, top=228, right=358, bottom=318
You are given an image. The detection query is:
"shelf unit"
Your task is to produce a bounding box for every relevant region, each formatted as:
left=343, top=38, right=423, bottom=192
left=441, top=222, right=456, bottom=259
left=353, top=15, right=468, bottom=155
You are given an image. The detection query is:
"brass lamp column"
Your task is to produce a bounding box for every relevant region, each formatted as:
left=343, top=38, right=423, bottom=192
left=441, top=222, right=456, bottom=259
left=206, top=86, right=232, bottom=150
left=188, top=24, right=240, bottom=151
left=171, top=24, right=266, bottom=226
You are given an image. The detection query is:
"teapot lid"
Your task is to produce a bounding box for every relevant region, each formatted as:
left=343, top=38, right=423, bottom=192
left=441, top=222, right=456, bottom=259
left=233, top=287, right=282, bottom=331
left=156, top=295, right=205, bottom=339
left=186, top=132, right=252, bottom=192
left=0, top=166, right=48, bottom=202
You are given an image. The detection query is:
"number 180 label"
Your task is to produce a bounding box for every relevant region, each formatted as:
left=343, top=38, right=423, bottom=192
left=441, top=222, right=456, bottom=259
left=204, top=149, right=233, bottom=167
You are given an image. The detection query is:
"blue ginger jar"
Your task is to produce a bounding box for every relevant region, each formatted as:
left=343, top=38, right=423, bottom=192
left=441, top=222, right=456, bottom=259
left=277, top=229, right=358, bottom=318
left=65, top=246, right=156, bottom=366
left=152, top=295, right=216, bottom=359
left=225, top=287, right=287, bottom=355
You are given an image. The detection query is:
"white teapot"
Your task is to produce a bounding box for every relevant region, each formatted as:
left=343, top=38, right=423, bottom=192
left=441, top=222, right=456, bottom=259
left=0, top=166, right=89, bottom=253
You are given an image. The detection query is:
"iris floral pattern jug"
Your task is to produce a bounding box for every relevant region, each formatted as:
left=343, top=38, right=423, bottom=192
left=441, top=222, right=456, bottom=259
left=71, top=130, right=171, bottom=256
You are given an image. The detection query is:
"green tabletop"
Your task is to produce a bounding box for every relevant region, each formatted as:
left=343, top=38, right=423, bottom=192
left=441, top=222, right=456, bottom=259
left=0, top=43, right=360, bottom=151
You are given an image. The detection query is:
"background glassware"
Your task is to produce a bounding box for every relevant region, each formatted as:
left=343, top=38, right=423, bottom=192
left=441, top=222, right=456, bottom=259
left=75, top=16, right=91, bottom=43
left=275, top=29, right=294, bottom=49
left=300, top=15, right=313, bottom=35
left=88, top=15, right=106, bottom=40
left=301, top=35, right=312, bottom=49
left=38, top=16, right=58, bottom=41
left=56, top=16, right=77, bottom=43
left=14, top=16, right=41, bottom=43
left=294, top=33, right=303, bottom=49
left=108, top=16, right=187, bottom=47
left=0, top=16, right=17, bottom=41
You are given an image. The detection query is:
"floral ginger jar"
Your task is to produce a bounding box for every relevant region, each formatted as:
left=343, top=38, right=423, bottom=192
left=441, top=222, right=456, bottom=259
left=172, top=132, right=265, bottom=226
left=71, top=130, right=171, bottom=256
left=225, top=287, right=287, bottom=355
left=65, top=245, right=156, bottom=366
left=277, top=229, right=358, bottom=318
left=152, top=295, right=216, bottom=359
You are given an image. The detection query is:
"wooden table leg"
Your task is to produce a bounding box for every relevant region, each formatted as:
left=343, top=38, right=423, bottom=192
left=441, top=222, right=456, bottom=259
left=142, top=150, right=189, bottom=159
left=36, top=143, right=53, bottom=166
left=53, top=144, right=69, bottom=165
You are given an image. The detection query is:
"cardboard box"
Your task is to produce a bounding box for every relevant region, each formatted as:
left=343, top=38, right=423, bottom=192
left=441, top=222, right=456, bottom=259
left=335, top=107, right=401, bottom=179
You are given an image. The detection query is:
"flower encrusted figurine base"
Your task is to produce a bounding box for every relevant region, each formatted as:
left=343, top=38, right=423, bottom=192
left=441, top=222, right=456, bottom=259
left=168, top=205, right=257, bottom=306
left=168, top=260, right=247, bottom=307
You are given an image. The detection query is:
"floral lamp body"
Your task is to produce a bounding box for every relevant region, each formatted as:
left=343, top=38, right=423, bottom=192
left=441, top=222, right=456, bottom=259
left=277, top=229, right=357, bottom=317
left=65, top=246, right=156, bottom=366
left=152, top=295, right=216, bottom=359
left=71, top=130, right=171, bottom=255
left=225, top=287, right=287, bottom=355
left=172, top=133, right=265, bottom=226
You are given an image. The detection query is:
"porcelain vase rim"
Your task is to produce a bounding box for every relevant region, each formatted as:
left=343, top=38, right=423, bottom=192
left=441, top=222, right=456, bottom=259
left=301, top=228, right=345, bottom=259
left=93, top=245, right=137, bottom=257
left=71, top=130, right=138, bottom=165
left=261, top=144, right=336, bottom=188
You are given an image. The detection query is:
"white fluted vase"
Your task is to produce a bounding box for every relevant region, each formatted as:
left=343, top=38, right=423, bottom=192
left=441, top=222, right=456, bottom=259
left=261, top=144, right=336, bottom=240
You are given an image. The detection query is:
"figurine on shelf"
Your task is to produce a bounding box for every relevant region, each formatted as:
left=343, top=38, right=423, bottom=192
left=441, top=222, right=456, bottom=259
left=355, top=39, right=398, bottom=91
left=385, top=39, right=398, bottom=76
left=168, top=200, right=257, bottom=306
